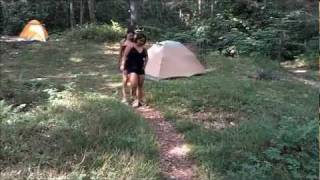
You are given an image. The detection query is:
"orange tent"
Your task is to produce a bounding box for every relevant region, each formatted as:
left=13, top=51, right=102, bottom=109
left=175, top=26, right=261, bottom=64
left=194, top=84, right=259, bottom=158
left=19, top=20, right=48, bottom=42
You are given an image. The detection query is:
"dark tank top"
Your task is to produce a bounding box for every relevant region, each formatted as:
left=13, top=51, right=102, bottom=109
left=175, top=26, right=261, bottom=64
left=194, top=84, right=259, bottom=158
left=125, top=47, right=147, bottom=70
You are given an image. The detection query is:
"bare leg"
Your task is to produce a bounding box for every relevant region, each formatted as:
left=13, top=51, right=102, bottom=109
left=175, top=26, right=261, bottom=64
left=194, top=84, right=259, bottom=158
left=124, top=74, right=136, bottom=101
left=121, top=72, right=129, bottom=102
left=130, top=86, right=137, bottom=100
left=137, top=74, right=145, bottom=103
left=128, top=73, right=139, bottom=107
left=128, top=73, right=138, bottom=93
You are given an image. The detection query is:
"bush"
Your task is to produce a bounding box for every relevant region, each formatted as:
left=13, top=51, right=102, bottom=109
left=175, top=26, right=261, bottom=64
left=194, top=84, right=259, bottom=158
left=160, top=31, right=195, bottom=43
left=141, top=25, right=162, bottom=40
left=67, top=21, right=125, bottom=42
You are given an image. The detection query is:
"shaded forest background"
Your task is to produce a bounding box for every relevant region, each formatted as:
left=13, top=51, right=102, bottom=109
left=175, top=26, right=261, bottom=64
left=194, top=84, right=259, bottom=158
left=0, top=1, right=319, bottom=179
left=0, top=0, right=318, bottom=64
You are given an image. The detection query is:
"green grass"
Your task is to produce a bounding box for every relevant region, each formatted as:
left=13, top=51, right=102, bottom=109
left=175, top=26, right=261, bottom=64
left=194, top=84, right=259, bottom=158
left=145, top=55, right=318, bottom=179
left=0, top=93, right=160, bottom=179
left=1, top=37, right=318, bottom=179
left=0, top=40, right=161, bottom=179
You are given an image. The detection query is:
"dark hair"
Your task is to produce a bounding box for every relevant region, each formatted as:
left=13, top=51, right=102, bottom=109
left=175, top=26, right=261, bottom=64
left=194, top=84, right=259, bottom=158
left=126, top=29, right=135, bottom=34
left=134, top=33, right=147, bottom=44
left=123, top=29, right=135, bottom=40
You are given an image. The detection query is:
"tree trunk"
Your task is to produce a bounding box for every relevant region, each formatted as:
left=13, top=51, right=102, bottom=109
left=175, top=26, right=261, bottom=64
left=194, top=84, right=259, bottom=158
left=69, top=0, right=75, bottom=29
left=63, top=0, right=69, bottom=28
left=179, top=9, right=183, bottom=20
left=198, top=0, right=202, bottom=16
left=80, top=0, right=84, bottom=25
left=0, top=0, right=5, bottom=33
left=88, top=0, right=96, bottom=23
left=210, top=0, right=214, bottom=16
left=129, top=0, right=137, bottom=26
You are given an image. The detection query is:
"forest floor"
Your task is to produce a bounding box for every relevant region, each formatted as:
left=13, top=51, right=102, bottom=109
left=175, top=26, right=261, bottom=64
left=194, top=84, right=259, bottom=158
left=0, top=38, right=318, bottom=179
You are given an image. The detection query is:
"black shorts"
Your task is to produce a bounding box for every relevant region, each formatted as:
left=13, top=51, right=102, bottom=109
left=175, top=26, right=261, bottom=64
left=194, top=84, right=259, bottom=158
left=126, top=68, right=145, bottom=75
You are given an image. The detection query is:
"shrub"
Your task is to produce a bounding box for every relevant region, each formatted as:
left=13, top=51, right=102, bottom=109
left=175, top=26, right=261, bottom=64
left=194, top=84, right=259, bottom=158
left=67, top=21, right=125, bottom=42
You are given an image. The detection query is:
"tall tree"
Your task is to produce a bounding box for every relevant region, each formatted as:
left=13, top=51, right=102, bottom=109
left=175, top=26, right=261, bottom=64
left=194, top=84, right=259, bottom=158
left=80, top=0, right=85, bottom=25
left=129, top=0, right=137, bottom=26
left=0, top=0, right=4, bottom=34
left=69, top=0, right=75, bottom=29
left=198, top=0, right=202, bottom=16
left=88, top=0, right=96, bottom=23
left=210, top=0, right=214, bottom=16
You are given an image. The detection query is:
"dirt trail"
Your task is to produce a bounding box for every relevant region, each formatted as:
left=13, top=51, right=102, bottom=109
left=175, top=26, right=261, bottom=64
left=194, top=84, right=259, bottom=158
left=136, top=106, right=198, bottom=180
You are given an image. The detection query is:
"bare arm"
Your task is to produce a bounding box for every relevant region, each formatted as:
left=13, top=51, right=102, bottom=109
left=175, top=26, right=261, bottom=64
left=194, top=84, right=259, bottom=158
left=120, top=44, right=133, bottom=71
left=143, top=49, right=148, bottom=69
left=118, top=40, right=125, bottom=67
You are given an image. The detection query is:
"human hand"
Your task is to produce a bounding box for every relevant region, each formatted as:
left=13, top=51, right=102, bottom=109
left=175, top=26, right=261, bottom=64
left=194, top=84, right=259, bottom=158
left=120, top=64, right=125, bottom=71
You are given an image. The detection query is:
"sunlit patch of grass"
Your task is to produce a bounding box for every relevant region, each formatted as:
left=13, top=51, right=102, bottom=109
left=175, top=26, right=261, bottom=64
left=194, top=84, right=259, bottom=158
left=0, top=39, right=160, bottom=179
left=0, top=91, right=160, bottom=179
left=1, top=39, right=122, bottom=100
left=104, top=42, right=120, bottom=55
left=146, top=55, right=318, bottom=179
left=69, top=57, right=84, bottom=63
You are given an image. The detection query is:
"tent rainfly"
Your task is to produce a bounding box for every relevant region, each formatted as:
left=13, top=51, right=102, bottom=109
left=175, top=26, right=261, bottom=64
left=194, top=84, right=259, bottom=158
left=19, top=20, right=48, bottom=42
left=145, top=41, right=205, bottom=80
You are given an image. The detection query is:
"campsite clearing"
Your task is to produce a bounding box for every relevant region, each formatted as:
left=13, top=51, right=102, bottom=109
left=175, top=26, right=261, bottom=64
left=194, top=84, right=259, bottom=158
left=0, top=37, right=318, bottom=179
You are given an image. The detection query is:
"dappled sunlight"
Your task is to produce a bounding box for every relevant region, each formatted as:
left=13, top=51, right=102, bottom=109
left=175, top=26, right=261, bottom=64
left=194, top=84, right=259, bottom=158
left=292, top=76, right=320, bottom=88
left=293, top=69, right=307, bottom=74
left=48, top=91, right=84, bottom=111
left=0, top=168, right=69, bottom=180
left=190, top=108, right=245, bottom=130
left=2, top=69, right=13, bottom=73
left=1, top=90, right=160, bottom=179
left=168, top=144, right=191, bottom=157
left=3, top=145, right=155, bottom=179
left=102, top=82, right=122, bottom=89
left=96, top=64, right=107, bottom=69
left=170, top=168, right=194, bottom=180
left=0, top=36, right=27, bottom=42
left=30, top=77, right=48, bottom=81
left=69, top=57, right=83, bottom=63
left=45, top=73, right=78, bottom=80
left=101, top=74, right=111, bottom=78
left=165, top=106, right=189, bottom=116
left=1, top=39, right=121, bottom=98
left=280, top=60, right=307, bottom=69
left=103, top=43, right=120, bottom=55
left=92, top=151, right=159, bottom=179
left=136, top=106, right=197, bottom=179
left=45, top=72, right=101, bottom=80
left=104, top=49, right=119, bottom=55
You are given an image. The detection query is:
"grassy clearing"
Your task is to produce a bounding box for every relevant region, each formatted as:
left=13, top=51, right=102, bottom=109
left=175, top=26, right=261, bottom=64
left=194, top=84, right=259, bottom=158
left=145, top=55, right=318, bottom=179
left=0, top=37, right=317, bottom=179
left=1, top=39, right=122, bottom=106
left=0, top=40, right=161, bottom=179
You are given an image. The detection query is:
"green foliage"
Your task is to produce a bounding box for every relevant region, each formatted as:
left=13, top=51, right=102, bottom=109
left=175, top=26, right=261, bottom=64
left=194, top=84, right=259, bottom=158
left=161, top=31, right=195, bottom=43
left=192, top=9, right=316, bottom=60
left=1, top=0, right=317, bottom=64
left=140, top=25, right=162, bottom=40
left=1, top=0, right=55, bottom=35
left=67, top=22, right=125, bottom=42
left=95, top=1, right=128, bottom=23
left=158, top=0, right=318, bottom=63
